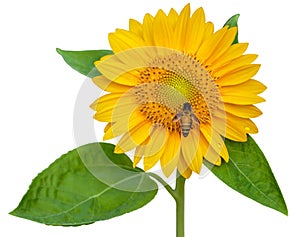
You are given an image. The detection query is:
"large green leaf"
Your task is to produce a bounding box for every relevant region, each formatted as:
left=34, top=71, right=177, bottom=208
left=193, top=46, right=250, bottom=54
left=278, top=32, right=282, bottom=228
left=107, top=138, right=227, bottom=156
left=10, top=142, right=158, bottom=226
left=204, top=135, right=288, bottom=215
left=56, top=48, right=113, bottom=77
left=224, top=14, right=240, bottom=44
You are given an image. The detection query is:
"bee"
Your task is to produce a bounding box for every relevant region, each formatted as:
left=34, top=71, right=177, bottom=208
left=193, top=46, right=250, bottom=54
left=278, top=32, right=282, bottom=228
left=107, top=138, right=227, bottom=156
left=173, top=102, right=200, bottom=137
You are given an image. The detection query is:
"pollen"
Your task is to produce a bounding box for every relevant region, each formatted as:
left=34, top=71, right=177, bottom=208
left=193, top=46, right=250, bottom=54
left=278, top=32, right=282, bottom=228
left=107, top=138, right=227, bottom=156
left=134, top=52, right=221, bottom=132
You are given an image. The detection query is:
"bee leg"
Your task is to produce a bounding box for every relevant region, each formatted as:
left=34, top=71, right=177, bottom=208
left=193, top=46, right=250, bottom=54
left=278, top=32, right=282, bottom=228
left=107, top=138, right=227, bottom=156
left=172, top=113, right=182, bottom=122
left=191, top=114, right=200, bottom=124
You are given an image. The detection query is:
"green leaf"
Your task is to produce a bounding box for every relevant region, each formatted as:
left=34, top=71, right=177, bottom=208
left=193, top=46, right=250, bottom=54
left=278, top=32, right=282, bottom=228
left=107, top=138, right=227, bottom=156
left=56, top=48, right=113, bottom=77
left=224, top=14, right=240, bottom=44
left=204, top=135, right=288, bottom=215
left=10, top=142, right=158, bottom=226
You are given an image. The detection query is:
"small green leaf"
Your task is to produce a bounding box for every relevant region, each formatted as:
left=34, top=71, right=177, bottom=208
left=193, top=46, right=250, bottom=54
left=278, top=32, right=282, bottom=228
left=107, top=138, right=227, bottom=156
left=10, top=142, right=158, bottom=226
left=56, top=48, right=113, bottom=77
left=224, top=14, right=240, bottom=44
left=204, top=135, right=288, bottom=215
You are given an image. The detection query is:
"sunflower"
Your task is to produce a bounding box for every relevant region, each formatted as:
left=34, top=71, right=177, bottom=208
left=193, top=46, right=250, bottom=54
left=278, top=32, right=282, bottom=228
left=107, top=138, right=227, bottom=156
left=91, top=4, right=266, bottom=178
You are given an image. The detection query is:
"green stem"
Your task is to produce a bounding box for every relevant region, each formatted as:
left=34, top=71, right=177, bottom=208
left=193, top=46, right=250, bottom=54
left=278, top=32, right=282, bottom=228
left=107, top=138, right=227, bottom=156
left=174, top=172, right=186, bottom=237
left=148, top=171, right=186, bottom=237
left=148, top=172, right=177, bottom=199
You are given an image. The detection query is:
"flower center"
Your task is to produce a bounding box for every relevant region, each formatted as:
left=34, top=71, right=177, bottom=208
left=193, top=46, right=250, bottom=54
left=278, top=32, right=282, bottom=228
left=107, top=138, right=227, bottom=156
left=134, top=52, right=220, bottom=133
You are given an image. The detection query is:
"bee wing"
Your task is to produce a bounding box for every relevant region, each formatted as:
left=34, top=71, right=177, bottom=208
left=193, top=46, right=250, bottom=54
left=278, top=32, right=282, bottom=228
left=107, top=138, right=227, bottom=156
left=191, top=114, right=200, bottom=124
left=173, top=113, right=182, bottom=122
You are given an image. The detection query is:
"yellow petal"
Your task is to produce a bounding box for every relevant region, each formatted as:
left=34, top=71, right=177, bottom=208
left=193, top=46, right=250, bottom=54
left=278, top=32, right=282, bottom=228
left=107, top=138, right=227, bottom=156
left=215, top=111, right=258, bottom=141
left=181, top=128, right=202, bottom=173
left=222, top=104, right=262, bottom=118
left=167, top=8, right=179, bottom=29
left=217, top=64, right=261, bottom=86
left=91, top=93, right=123, bottom=121
left=134, top=137, right=150, bottom=158
left=110, top=94, right=139, bottom=122
left=114, top=120, right=153, bottom=153
left=99, top=54, right=113, bottom=62
left=206, top=27, right=238, bottom=65
left=153, top=10, right=174, bottom=47
left=93, top=92, right=138, bottom=122
left=212, top=116, right=246, bottom=142
left=213, top=54, right=258, bottom=77
left=201, top=134, right=222, bottom=166
left=103, top=108, right=146, bottom=140
left=92, top=75, right=133, bottom=92
left=108, top=30, right=146, bottom=53
left=220, top=144, right=229, bottom=162
left=94, top=59, right=140, bottom=86
left=133, top=138, right=150, bottom=167
left=94, top=110, right=113, bottom=122
left=143, top=126, right=168, bottom=171
left=224, top=126, right=247, bottom=141
left=190, top=139, right=203, bottom=174
left=112, top=73, right=140, bottom=86
left=160, top=132, right=181, bottom=177
left=200, top=124, right=229, bottom=162
left=129, top=19, right=143, bottom=37
left=116, top=29, right=146, bottom=46
left=197, top=24, right=226, bottom=62
left=211, top=43, right=249, bottom=68
left=90, top=92, right=123, bottom=111
left=220, top=79, right=267, bottom=105
left=142, top=13, right=154, bottom=44
left=221, top=94, right=265, bottom=105
left=172, top=4, right=190, bottom=51
left=143, top=125, right=167, bottom=157
left=226, top=112, right=258, bottom=134
left=184, top=7, right=205, bottom=53
left=221, top=79, right=267, bottom=95
left=133, top=154, right=143, bottom=168
left=203, top=22, right=214, bottom=42
left=178, top=154, right=192, bottom=179
left=144, top=141, right=167, bottom=171
left=104, top=122, right=112, bottom=133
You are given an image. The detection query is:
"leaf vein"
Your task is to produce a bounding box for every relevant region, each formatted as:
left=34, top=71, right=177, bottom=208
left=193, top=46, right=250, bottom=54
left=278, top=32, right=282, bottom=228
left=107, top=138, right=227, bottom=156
left=38, top=173, right=144, bottom=219
left=230, top=159, right=280, bottom=206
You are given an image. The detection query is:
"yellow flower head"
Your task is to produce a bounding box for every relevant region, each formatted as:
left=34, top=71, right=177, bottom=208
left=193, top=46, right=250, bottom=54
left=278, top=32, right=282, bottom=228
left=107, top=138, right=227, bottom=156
left=91, top=4, right=266, bottom=178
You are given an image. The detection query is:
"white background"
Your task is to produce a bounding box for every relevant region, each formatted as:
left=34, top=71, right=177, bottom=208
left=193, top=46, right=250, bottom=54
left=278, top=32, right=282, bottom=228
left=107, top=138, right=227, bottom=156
left=1, top=0, right=299, bottom=236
